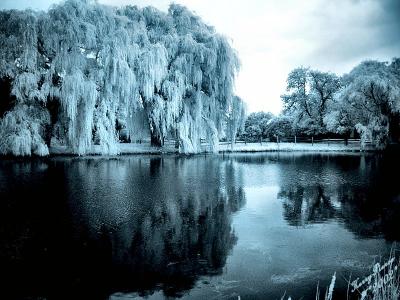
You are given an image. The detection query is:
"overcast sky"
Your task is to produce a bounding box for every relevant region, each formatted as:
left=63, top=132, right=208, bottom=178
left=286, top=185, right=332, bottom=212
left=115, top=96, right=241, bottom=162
left=1, top=0, right=400, bottom=114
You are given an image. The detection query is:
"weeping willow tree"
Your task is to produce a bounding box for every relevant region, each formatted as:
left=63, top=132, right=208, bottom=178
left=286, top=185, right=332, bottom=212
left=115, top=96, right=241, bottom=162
left=0, top=0, right=242, bottom=156
left=335, top=60, right=400, bottom=149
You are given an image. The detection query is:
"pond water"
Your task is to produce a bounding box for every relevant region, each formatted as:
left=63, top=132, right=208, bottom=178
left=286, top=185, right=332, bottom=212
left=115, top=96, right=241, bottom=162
left=1, top=153, right=399, bottom=299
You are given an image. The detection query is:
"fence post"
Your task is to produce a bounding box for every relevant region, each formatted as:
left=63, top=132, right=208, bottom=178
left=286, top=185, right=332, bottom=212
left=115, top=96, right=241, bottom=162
left=294, top=135, right=297, bottom=144
left=312, top=136, right=314, bottom=146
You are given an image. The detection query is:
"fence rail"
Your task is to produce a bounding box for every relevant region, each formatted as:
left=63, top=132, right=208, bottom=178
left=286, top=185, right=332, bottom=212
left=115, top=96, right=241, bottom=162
left=126, top=137, right=372, bottom=148
left=219, top=138, right=370, bottom=145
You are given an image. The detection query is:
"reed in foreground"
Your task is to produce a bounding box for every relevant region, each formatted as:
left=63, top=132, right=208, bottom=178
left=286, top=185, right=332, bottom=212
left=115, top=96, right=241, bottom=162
left=281, top=256, right=399, bottom=300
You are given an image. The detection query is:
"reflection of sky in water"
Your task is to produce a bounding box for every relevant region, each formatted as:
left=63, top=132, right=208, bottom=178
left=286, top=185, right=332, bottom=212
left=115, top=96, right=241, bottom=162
left=1, top=153, right=399, bottom=300
left=180, top=153, right=398, bottom=299
left=222, top=186, right=388, bottom=299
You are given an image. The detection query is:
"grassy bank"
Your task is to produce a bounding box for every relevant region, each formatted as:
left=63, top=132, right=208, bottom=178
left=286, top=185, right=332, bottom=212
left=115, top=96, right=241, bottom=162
left=218, top=142, right=371, bottom=153
left=48, top=142, right=373, bottom=156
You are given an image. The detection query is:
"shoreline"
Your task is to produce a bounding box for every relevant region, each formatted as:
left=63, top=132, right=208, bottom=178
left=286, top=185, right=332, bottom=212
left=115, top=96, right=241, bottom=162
left=0, top=142, right=381, bottom=158
left=47, top=142, right=374, bottom=156
left=217, top=142, right=373, bottom=153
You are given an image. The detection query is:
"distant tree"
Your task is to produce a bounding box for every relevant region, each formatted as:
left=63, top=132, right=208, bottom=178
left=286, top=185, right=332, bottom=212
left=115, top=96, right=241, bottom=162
left=240, top=111, right=273, bottom=142
left=389, top=57, right=400, bottom=79
left=265, top=116, right=294, bottom=141
left=226, top=96, right=246, bottom=147
left=323, top=98, right=356, bottom=143
left=335, top=59, right=400, bottom=148
left=281, top=67, right=341, bottom=137
left=309, top=70, right=341, bottom=127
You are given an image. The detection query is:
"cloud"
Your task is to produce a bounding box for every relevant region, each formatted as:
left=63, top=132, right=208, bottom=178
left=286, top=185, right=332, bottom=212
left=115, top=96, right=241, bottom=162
left=0, top=0, right=63, bottom=10
left=302, top=0, right=400, bottom=73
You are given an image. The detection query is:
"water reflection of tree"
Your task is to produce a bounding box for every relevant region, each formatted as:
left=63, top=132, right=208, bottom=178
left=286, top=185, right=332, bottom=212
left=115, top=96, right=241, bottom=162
left=0, top=156, right=246, bottom=299
left=275, top=154, right=400, bottom=240
left=279, top=185, right=337, bottom=226
left=65, top=156, right=246, bottom=298
left=338, top=186, right=400, bottom=240
left=279, top=183, right=400, bottom=240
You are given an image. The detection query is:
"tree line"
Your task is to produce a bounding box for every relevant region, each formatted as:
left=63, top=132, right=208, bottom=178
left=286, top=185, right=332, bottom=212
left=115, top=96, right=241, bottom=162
left=238, top=58, right=400, bottom=149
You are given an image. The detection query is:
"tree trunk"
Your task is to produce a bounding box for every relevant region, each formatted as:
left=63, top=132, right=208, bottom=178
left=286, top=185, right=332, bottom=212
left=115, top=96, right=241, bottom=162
left=389, top=113, right=400, bottom=143
left=44, top=124, right=52, bottom=147
left=150, top=132, right=163, bottom=147
left=148, top=116, right=164, bottom=147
